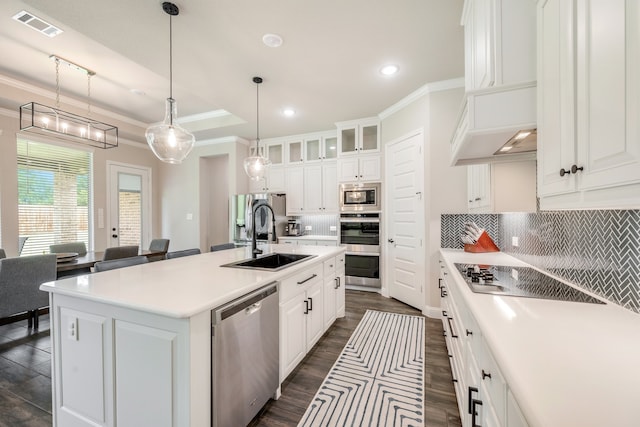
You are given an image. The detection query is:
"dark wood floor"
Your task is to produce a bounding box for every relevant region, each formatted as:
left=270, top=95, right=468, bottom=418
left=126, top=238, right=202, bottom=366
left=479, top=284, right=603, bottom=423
left=250, top=290, right=462, bottom=427
left=0, top=291, right=461, bottom=427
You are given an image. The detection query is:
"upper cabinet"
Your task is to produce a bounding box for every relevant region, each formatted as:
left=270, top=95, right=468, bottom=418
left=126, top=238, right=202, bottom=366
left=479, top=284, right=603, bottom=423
left=537, top=0, right=640, bottom=209
left=287, top=140, right=304, bottom=164
left=463, top=0, right=537, bottom=91
left=336, top=117, right=380, bottom=156
left=305, top=135, right=338, bottom=163
left=451, top=0, right=537, bottom=166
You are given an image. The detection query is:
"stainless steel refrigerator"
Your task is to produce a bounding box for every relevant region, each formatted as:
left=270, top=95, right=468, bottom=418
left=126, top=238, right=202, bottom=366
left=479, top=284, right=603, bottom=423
left=231, top=193, right=287, bottom=245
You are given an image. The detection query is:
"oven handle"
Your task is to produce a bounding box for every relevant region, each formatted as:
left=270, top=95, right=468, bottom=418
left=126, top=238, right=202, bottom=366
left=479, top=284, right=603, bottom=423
left=339, top=218, right=380, bottom=223
left=345, top=251, right=380, bottom=257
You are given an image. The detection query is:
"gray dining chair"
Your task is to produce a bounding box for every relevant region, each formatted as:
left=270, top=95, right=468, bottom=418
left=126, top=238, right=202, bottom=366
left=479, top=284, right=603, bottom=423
left=103, top=245, right=139, bottom=261
left=210, top=243, right=235, bottom=252
left=50, top=242, right=88, bottom=256
left=148, top=238, right=170, bottom=261
left=0, top=254, right=57, bottom=329
left=94, top=256, right=148, bottom=272
left=166, top=248, right=201, bottom=259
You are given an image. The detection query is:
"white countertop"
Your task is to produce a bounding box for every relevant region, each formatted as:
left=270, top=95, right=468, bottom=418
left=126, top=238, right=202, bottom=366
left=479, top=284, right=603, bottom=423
left=278, top=235, right=338, bottom=241
left=40, top=244, right=344, bottom=319
left=440, top=249, right=640, bottom=427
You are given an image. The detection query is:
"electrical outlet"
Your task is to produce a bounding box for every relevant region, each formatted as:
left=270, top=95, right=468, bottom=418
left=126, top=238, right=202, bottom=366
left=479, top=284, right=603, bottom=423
left=512, top=236, right=519, bottom=247
left=68, top=317, right=78, bottom=341
left=305, top=225, right=312, bottom=231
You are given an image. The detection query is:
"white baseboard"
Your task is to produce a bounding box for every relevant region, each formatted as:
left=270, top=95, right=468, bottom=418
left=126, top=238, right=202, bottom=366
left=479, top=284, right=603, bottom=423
left=423, top=305, right=443, bottom=319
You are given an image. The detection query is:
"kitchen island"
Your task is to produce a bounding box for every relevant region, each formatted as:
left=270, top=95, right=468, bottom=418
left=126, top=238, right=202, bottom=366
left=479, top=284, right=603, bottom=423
left=40, top=244, right=345, bottom=427
left=440, top=249, right=640, bottom=427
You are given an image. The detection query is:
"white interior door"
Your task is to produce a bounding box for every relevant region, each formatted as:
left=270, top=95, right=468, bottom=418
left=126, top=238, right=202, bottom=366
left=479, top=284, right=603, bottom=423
left=385, top=131, right=425, bottom=310
left=108, top=162, right=151, bottom=249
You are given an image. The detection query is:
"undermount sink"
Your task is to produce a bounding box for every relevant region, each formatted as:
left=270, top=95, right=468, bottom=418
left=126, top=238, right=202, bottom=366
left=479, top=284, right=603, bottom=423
left=221, top=253, right=316, bottom=271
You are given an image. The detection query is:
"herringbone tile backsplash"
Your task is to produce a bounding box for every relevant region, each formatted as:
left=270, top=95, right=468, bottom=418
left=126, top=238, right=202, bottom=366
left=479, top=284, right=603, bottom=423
left=441, top=210, right=640, bottom=312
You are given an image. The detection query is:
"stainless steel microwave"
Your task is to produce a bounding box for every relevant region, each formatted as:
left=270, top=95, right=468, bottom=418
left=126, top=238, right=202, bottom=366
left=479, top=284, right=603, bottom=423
left=339, top=182, right=381, bottom=212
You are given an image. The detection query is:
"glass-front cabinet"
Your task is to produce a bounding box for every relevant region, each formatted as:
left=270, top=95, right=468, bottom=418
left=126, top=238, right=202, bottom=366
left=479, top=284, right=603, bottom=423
left=305, top=133, right=338, bottom=163
left=266, top=142, right=283, bottom=165
left=336, top=117, right=380, bottom=156
left=287, top=140, right=303, bottom=164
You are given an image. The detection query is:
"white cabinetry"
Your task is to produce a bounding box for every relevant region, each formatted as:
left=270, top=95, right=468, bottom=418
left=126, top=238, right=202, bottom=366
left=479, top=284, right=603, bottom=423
left=285, top=166, right=304, bottom=214
left=336, top=117, right=379, bottom=156
left=279, top=264, right=325, bottom=382
left=249, top=166, right=285, bottom=193
left=439, top=258, right=529, bottom=427
left=462, top=0, right=536, bottom=91
left=287, top=139, right=304, bottom=164
left=322, top=255, right=345, bottom=329
left=304, top=163, right=338, bottom=213
left=468, top=161, right=537, bottom=213
left=337, top=154, right=381, bottom=182
left=305, top=134, right=338, bottom=163
left=537, top=0, right=640, bottom=209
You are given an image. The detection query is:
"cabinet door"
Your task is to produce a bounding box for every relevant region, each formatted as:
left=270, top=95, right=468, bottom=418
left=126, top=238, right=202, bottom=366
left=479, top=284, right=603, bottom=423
left=360, top=123, right=379, bottom=152
left=537, top=0, right=578, bottom=197
left=323, top=273, right=337, bottom=329
left=575, top=0, right=640, bottom=191
left=285, top=167, right=304, bottom=214
left=323, top=136, right=338, bottom=160
left=287, top=140, right=303, bottom=164
left=266, top=142, right=284, bottom=165
left=280, top=293, right=308, bottom=381
left=58, top=308, right=110, bottom=427
left=468, top=164, right=491, bottom=212
left=322, top=163, right=338, bottom=212
left=359, top=155, right=381, bottom=181
left=339, top=126, right=358, bottom=155
left=470, top=0, right=495, bottom=89
left=115, top=320, right=177, bottom=427
left=337, top=157, right=360, bottom=182
left=304, top=165, right=323, bottom=212
left=305, top=138, right=322, bottom=163
left=336, top=268, right=346, bottom=318
left=266, top=166, right=285, bottom=192
left=305, top=280, right=325, bottom=349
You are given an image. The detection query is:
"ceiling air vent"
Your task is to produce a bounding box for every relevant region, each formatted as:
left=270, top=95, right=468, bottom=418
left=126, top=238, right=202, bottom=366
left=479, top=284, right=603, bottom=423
left=12, top=10, right=63, bottom=38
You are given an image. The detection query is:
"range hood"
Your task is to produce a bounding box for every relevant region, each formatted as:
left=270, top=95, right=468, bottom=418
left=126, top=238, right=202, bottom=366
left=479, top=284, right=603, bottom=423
left=450, top=81, right=537, bottom=166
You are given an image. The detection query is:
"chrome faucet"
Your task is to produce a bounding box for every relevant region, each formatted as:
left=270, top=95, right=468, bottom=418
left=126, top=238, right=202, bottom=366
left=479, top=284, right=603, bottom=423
left=251, top=203, right=277, bottom=258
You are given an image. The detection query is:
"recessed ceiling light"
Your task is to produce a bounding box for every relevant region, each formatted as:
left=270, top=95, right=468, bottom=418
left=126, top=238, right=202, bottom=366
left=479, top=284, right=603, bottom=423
left=262, top=33, right=283, bottom=48
left=283, top=108, right=295, bottom=117
left=12, top=10, right=63, bottom=38
left=380, top=64, right=399, bottom=76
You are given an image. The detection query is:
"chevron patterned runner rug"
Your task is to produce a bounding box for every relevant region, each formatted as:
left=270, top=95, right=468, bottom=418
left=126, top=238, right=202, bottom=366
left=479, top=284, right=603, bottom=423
left=298, top=310, right=425, bottom=427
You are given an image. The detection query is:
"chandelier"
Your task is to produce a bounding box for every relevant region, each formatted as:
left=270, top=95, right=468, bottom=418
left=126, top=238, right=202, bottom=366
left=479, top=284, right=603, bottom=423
left=19, top=55, right=118, bottom=149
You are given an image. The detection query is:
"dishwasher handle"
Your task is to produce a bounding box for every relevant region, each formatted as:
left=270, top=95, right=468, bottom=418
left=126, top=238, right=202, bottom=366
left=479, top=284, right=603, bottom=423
left=213, top=282, right=278, bottom=323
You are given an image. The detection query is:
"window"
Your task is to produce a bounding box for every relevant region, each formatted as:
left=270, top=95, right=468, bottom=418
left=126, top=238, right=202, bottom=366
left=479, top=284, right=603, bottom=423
left=17, top=139, right=92, bottom=255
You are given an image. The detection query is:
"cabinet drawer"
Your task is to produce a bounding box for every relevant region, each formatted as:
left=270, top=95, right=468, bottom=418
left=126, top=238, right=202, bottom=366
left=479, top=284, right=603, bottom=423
left=280, top=263, right=323, bottom=303
left=323, top=258, right=336, bottom=276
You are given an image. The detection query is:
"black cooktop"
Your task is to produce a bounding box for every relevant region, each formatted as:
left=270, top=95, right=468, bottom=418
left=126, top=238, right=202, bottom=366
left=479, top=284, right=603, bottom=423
left=453, top=263, right=605, bottom=304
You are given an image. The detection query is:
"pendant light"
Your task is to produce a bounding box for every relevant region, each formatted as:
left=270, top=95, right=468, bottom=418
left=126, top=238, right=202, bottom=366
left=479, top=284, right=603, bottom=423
left=243, top=76, right=271, bottom=180
left=145, top=2, right=195, bottom=164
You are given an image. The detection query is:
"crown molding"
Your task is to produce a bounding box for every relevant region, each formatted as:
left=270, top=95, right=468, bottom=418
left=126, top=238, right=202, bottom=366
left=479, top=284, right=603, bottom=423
left=378, top=77, right=464, bottom=119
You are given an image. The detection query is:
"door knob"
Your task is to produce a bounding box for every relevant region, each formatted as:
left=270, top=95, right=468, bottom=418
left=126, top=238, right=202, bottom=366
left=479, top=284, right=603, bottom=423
left=388, top=238, right=394, bottom=243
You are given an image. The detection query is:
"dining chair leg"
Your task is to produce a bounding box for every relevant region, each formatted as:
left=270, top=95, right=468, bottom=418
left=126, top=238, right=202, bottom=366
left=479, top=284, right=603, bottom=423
left=33, top=311, right=39, bottom=330
left=27, top=310, right=33, bottom=328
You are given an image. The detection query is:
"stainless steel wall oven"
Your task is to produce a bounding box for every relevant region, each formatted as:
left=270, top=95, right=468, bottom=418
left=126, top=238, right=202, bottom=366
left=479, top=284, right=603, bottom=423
left=339, top=213, right=380, bottom=289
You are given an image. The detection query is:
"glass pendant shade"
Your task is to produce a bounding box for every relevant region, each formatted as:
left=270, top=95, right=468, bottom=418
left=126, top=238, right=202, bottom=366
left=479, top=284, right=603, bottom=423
left=145, top=98, right=195, bottom=164
left=243, top=152, right=271, bottom=181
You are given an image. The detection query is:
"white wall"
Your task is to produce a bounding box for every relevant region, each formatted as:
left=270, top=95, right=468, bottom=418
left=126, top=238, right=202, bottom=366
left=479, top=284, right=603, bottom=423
left=380, top=83, right=467, bottom=315
left=159, top=138, right=249, bottom=252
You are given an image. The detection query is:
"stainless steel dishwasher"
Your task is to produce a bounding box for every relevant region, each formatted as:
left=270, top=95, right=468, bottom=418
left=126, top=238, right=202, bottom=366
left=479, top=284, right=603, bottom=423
left=211, top=282, right=279, bottom=427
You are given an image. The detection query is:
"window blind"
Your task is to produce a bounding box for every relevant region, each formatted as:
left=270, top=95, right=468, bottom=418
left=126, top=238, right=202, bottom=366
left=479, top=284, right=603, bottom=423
left=17, top=139, right=92, bottom=256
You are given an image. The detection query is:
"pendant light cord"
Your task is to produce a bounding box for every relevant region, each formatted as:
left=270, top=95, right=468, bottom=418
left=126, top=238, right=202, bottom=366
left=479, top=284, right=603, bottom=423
left=256, top=80, right=260, bottom=147
left=169, top=13, right=174, bottom=125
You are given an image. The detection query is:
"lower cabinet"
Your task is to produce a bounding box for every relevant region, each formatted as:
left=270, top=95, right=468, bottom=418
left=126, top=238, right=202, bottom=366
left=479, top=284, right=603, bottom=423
left=439, top=258, right=529, bottom=427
